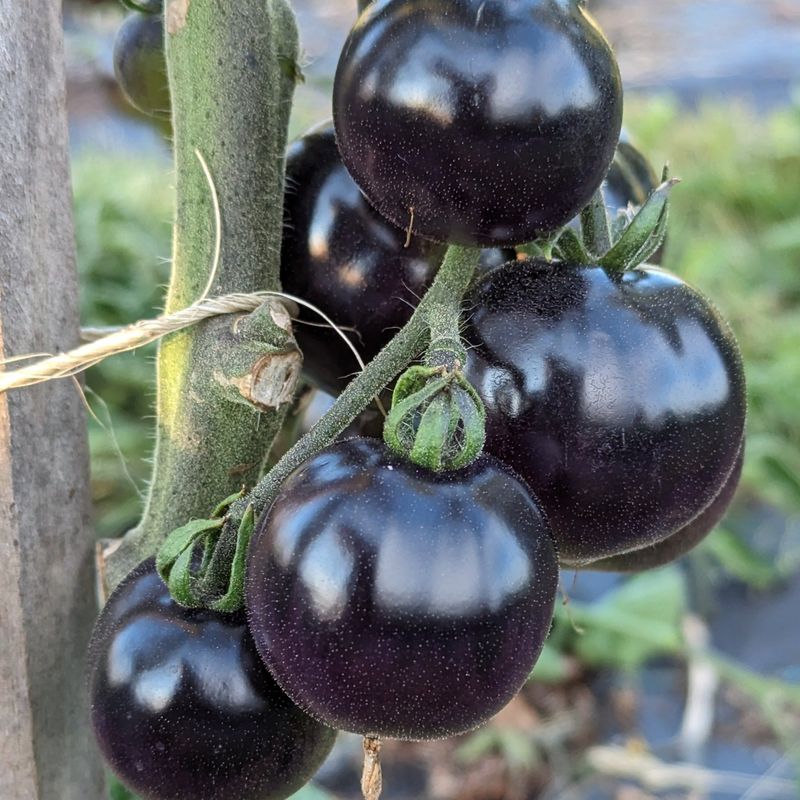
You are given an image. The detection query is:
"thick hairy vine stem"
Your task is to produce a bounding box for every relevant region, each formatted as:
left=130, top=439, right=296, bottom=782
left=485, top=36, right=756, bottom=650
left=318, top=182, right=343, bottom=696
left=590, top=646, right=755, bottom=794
left=104, top=0, right=300, bottom=591
left=201, top=245, right=481, bottom=601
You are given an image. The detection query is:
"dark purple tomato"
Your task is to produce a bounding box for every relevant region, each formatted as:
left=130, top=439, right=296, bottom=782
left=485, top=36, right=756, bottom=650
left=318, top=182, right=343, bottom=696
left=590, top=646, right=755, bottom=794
left=113, top=13, right=170, bottom=118
left=88, top=559, right=336, bottom=800
left=282, top=126, right=442, bottom=393
left=246, top=438, right=558, bottom=741
left=589, top=443, right=744, bottom=572
left=464, top=259, right=747, bottom=566
left=333, top=0, right=623, bottom=246
left=282, top=126, right=513, bottom=393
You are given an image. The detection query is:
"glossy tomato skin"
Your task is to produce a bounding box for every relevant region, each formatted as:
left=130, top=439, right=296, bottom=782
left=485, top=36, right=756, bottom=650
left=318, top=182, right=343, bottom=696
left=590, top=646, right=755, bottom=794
left=246, top=438, right=558, bottom=741
left=464, top=260, right=747, bottom=566
left=113, top=13, right=170, bottom=118
left=333, top=0, right=623, bottom=246
left=282, top=127, right=442, bottom=393
left=589, top=443, right=744, bottom=572
left=89, top=559, right=336, bottom=800
left=282, top=127, right=513, bottom=393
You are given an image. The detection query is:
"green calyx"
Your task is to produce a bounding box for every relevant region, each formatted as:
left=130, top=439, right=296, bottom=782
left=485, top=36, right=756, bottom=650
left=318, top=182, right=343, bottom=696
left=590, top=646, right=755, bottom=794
left=384, top=364, right=486, bottom=472
left=551, top=165, right=678, bottom=270
left=155, top=491, right=255, bottom=612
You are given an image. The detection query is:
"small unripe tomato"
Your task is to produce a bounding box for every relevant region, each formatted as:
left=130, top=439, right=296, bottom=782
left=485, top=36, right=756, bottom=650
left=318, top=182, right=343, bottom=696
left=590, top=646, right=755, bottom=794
left=113, top=13, right=170, bottom=118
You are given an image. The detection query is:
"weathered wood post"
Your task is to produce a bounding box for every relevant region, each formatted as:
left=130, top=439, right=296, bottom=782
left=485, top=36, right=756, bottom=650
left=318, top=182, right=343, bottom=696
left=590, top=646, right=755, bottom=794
left=0, top=2, right=103, bottom=798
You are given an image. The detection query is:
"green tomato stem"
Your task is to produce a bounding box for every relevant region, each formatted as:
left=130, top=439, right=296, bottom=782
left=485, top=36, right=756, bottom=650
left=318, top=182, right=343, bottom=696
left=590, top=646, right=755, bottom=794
left=249, top=245, right=481, bottom=502
left=105, top=0, right=300, bottom=591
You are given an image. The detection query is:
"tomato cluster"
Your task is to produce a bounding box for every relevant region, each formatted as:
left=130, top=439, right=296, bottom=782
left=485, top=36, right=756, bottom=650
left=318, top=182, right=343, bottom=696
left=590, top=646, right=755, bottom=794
left=96, top=1, right=746, bottom=798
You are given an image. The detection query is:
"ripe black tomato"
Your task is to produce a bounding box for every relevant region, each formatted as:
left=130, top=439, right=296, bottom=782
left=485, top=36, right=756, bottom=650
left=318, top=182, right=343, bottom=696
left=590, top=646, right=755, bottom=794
left=333, top=0, right=623, bottom=246
left=245, top=438, right=558, bottom=741
left=464, top=259, right=747, bottom=566
left=88, top=559, right=336, bottom=800
left=113, top=13, right=170, bottom=119
left=590, top=443, right=744, bottom=572
left=282, top=126, right=513, bottom=393
left=281, top=126, right=442, bottom=393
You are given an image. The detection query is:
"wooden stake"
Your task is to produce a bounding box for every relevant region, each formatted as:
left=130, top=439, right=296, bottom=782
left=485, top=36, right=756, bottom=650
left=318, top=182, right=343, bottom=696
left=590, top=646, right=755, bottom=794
left=0, top=1, right=102, bottom=796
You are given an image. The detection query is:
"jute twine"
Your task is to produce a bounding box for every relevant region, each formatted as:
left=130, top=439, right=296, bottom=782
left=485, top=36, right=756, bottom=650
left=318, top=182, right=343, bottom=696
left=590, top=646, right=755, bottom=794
left=0, top=290, right=367, bottom=394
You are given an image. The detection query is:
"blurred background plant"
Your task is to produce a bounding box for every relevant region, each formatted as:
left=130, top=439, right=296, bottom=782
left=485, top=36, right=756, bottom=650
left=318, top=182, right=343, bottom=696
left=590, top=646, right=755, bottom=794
left=66, top=0, right=800, bottom=797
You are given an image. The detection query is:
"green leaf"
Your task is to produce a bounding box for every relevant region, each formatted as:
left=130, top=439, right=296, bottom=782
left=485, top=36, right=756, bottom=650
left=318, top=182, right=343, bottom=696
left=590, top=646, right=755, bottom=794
left=210, top=505, right=256, bottom=613
left=565, top=567, right=686, bottom=669
left=448, top=384, right=486, bottom=469
left=528, top=641, right=573, bottom=684
left=700, top=528, right=783, bottom=590
left=599, top=177, right=677, bottom=272
left=107, top=774, right=141, bottom=800
left=456, top=729, right=540, bottom=773
left=761, top=454, right=800, bottom=507
left=409, top=394, right=452, bottom=471
left=167, top=542, right=200, bottom=607
left=155, top=517, right=223, bottom=584
left=581, top=188, right=612, bottom=256
left=383, top=376, right=449, bottom=455
left=554, top=227, right=591, bottom=264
